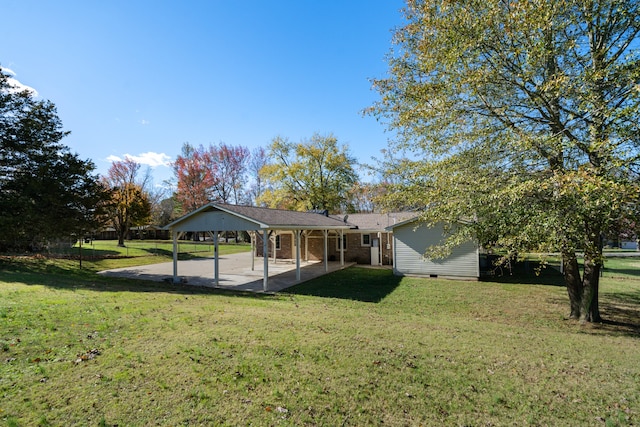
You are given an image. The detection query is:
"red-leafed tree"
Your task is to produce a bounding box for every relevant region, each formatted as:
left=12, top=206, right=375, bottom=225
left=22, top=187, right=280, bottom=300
left=172, top=143, right=215, bottom=213
left=173, top=141, right=251, bottom=219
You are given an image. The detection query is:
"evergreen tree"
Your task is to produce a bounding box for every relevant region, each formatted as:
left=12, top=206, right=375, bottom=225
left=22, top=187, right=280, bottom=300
left=0, top=68, right=106, bottom=251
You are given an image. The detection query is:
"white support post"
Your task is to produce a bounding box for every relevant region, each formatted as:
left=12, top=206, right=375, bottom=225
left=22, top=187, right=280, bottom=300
left=263, top=230, right=269, bottom=291
left=340, top=229, right=344, bottom=266
left=323, top=229, right=328, bottom=272
left=213, top=230, right=219, bottom=286
left=295, top=230, right=301, bottom=281
left=250, top=231, right=255, bottom=271
left=172, top=230, right=179, bottom=283
left=272, top=232, right=277, bottom=264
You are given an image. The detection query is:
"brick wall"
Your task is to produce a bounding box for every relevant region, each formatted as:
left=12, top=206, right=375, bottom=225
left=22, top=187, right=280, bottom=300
left=254, top=230, right=395, bottom=265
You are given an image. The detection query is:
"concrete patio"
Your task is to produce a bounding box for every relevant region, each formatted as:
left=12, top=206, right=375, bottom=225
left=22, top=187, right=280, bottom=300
left=98, top=251, right=354, bottom=293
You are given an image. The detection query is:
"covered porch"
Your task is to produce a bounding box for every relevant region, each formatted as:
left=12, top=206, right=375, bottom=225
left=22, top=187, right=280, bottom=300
left=164, top=203, right=353, bottom=291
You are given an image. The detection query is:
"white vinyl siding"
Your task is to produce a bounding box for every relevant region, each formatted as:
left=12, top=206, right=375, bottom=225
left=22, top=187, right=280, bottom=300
left=392, top=222, right=478, bottom=279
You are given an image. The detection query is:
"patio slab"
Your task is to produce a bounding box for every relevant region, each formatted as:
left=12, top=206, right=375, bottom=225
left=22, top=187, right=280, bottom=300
left=98, top=251, right=354, bottom=293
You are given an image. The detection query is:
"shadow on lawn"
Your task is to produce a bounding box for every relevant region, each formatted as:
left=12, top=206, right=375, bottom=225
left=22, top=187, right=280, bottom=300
left=481, top=259, right=566, bottom=287
left=138, top=247, right=212, bottom=260
left=602, top=267, right=640, bottom=279
left=69, top=247, right=208, bottom=261
left=545, top=286, right=640, bottom=338
left=283, top=267, right=402, bottom=303
left=596, top=290, right=640, bottom=337
left=0, top=258, right=275, bottom=300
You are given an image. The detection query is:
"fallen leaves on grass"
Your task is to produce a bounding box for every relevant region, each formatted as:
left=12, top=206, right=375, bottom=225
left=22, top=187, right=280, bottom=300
left=75, top=348, right=101, bottom=364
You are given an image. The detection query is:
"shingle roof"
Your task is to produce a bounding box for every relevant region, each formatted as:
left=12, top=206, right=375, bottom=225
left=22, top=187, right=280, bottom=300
left=216, top=204, right=351, bottom=229
left=166, top=203, right=419, bottom=232
left=331, top=212, right=419, bottom=231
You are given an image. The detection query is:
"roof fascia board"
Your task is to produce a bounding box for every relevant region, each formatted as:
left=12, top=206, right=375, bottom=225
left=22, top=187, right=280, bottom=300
left=385, top=216, right=420, bottom=231
left=264, top=225, right=352, bottom=231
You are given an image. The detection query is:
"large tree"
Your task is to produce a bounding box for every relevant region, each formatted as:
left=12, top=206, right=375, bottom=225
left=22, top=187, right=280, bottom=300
left=102, top=158, right=152, bottom=246
left=173, top=143, right=214, bottom=213
left=368, top=0, right=640, bottom=322
left=207, top=142, right=250, bottom=205
left=259, top=133, right=359, bottom=213
left=173, top=141, right=250, bottom=212
left=0, top=68, right=106, bottom=251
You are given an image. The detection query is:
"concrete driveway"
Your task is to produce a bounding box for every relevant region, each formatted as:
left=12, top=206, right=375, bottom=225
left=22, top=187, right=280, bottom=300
left=98, top=251, right=354, bottom=293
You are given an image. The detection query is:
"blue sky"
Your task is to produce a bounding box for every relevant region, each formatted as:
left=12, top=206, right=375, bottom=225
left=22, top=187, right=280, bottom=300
left=3, top=1, right=405, bottom=187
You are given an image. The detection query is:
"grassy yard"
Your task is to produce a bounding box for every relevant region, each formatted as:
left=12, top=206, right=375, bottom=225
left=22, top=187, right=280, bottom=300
left=0, top=253, right=639, bottom=426
left=50, top=239, right=251, bottom=271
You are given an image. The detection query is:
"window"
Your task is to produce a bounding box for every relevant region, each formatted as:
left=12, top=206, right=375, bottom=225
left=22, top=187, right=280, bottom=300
left=275, top=235, right=281, bottom=250
left=361, top=234, right=371, bottom=247
left=336, top=234, right=347, bottom=251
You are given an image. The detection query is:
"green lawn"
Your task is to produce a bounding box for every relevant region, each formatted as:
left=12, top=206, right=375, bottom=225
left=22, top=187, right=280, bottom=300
left=49, top=239, right=251, bottom=271
left=0, top=254, right=638, bottom=426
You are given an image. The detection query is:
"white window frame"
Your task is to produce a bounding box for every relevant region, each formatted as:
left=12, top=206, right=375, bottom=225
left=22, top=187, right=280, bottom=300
left=275, top=234, right=281, bottom=250
left=361, top=233, right=371, bottom=247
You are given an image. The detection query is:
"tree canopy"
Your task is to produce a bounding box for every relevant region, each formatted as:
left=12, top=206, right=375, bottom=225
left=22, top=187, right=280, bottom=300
left=368, top=0, right=640, bottom=322
left=173, top=142, right=251, bottom=213
left=259, top=133, right=359, bottom=213
left=101, top=158, right=152, bottom=247
left=0, top=68, right=106, bottom=251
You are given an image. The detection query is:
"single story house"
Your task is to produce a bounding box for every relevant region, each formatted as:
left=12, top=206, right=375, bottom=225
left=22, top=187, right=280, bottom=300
left=165, top=203, right=479, bottom=288
left=387, top=218, right=479, bottom=280
left=255, top=212, right=417, bottom=266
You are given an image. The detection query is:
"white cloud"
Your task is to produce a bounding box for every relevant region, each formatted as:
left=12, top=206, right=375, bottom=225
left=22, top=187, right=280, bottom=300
left=140, top=119, right=150, bottom=125
left=106, top=152, right=172, bottom=168
left=106, top=154, right=123, bottom=163
left=1, top=67, right=38, bottom=96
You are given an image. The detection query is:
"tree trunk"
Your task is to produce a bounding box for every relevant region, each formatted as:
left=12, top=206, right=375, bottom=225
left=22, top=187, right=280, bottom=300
left=590, top=271, right=601, bottom=323
left=117, top=232, right=126, bottom=247
left=562, top=250, right=582, bottom=319
left=117, top=222, right=127, bottom=247
left=581, top=252, right=602, bottom=323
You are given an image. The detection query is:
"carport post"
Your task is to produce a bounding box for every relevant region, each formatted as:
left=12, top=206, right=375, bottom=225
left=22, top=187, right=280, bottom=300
left=295, top=230, right=301, bottom=281
left=323, top=229, right=328, bottom=272
left=172, top=230, right=179, bottom=284
left=213, top=230, right=219, bottom=286
left=263, top=229, right=269, bottom=291
left=250, top=232, right=255, bottom=271
left=340, top=229, right=344, bottom=266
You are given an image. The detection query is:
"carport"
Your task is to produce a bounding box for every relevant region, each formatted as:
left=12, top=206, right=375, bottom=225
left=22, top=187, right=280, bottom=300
left=164, top=203, right=353, bottom=291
